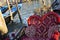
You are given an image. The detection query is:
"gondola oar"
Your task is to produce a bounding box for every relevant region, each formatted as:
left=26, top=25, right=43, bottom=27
left=15, top=0, right=22, bottom=24
left=6, top=0, right=13, bottom=21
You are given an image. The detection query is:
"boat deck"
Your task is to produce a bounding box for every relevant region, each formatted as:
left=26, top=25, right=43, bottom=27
left=7, top=23, right=23, bottom=33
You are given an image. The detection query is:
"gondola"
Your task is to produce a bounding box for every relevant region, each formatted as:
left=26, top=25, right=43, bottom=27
left=1, top=0, right=60, bottom=40
left=0, top=0, right=25, bottom=40
left=0, top=5, right=12, bottom=13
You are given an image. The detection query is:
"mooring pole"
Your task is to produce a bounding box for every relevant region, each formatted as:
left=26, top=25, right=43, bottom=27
left=15, top=0, right=22, bottom=24
left=7, top=0, right=13, bottom=21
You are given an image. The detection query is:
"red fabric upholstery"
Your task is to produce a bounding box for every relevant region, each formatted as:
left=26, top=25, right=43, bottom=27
left=57, top=17, right=60, bottom=23
left=21, top=11, right=60, bottom=40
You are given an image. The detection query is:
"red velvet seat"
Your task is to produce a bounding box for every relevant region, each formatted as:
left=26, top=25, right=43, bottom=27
left=21, top=11, right=60, bottom=40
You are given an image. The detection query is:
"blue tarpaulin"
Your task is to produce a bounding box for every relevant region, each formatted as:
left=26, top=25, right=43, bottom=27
left=0, top=3, right=22, bottom=17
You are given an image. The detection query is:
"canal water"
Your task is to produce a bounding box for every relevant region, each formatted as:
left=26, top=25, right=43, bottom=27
left=14, top=1, right=41, bottom=26
left=7, top=0, right=54, bottom=33
left=7, top=1, right=41, bottom=33
left=14, top=0, right=54, bottom=26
